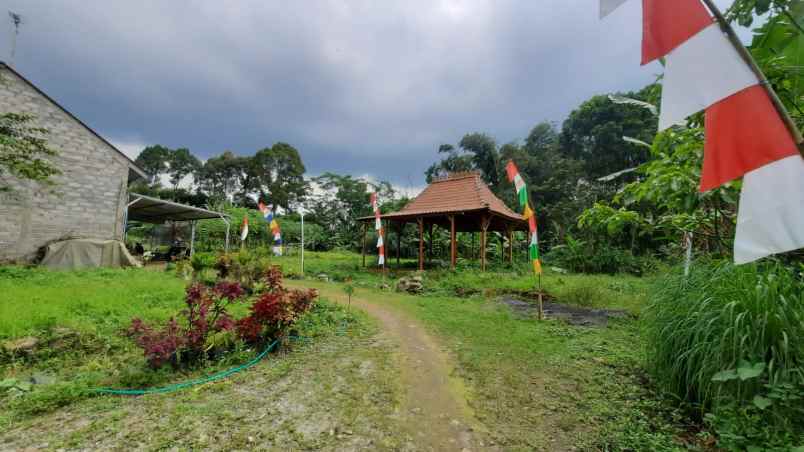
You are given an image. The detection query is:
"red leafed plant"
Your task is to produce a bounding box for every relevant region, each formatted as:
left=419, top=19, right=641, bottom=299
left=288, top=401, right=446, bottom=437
left=128, top=280, right=246, bottom=368
left=236, top=266, right=318, bottom=344
left=127, top=266, right=317, bottom=369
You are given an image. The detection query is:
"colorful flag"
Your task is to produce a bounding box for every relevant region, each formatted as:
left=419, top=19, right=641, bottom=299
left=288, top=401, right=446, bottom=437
left=371, top=192, right=385, bottom=266
left=258, top=200, right=282, bottom=252
left=240, top=216, right=249, bottom=242
left=506, top=161, right=542, bottom=275
left=600, top=0, right=804, bottom=263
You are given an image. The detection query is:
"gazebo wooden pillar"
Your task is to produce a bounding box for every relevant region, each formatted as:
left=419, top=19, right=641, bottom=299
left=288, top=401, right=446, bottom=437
left=417, top=218, right=424, bottom=271
left=508, top=228, right=514, bottom=265
left=480, top=214, right=491, bottom=271
left=427, top=223, right=433, bottom=264
left=396, top=222, right=402, bottom=267
left=361, top=222, right=367, bottom=267
left=449, top=215, right=457, bottom=270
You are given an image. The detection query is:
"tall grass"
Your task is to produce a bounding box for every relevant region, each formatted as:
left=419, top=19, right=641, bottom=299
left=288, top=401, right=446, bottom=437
left=644, top=260, right=804, bottom=409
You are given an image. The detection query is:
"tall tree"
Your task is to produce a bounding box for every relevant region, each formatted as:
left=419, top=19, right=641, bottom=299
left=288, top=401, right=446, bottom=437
left=424, top=144, right=474, bottom=183
left=458, top=133, right=500, bottom=187
left=252, top=142, right=307, bottom=211
left=0, top=112, right=60, bottom=192
left=198, top=151, right=243, bottom=203
left=558, top=87, right=657, bottom=179
left=166, top=147, right=201, bottom=193
left=134, top=145, right=171, bottom=185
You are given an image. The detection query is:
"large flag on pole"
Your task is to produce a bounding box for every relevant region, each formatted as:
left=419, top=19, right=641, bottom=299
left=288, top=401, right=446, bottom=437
left=600, top=0, right=804, bottom=264
left=506, top=161, right=542, bottom=275
left=371, top=193, right=385, bottom=266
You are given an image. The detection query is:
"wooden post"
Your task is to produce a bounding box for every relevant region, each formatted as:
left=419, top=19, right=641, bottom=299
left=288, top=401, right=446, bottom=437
left=480, top=215, right=490, bottom=272
left=471, top=232, right=476, bottom=260
left=427, top=222, right=433, bottom=264
left=418, top=218, right=424, bottom=271
left=449, top=215, right=456, bottom=270
left=508, top=227, right=514, bottom=266
left=396, top=222, right=401, bottom=267
left=361, top=222, right=367, bottom=267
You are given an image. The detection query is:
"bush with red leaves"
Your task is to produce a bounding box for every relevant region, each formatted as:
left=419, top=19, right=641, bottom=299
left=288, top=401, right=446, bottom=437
left=128, top=280, right=247, bottom=368
left=127, top=266, right=317, bottom=369
left=235, top=266, right=317, bottom=345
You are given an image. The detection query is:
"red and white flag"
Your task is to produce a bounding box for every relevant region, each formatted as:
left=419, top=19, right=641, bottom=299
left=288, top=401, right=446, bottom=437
left=240, top=215, right=249, bottom=242
left=601, top=0, right=804, bottom=263
left=371, top=193, right=385, bottom=266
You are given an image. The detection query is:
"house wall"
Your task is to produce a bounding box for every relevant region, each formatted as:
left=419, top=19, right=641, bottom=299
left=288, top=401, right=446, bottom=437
left=0, top=66, right=131, bottom=262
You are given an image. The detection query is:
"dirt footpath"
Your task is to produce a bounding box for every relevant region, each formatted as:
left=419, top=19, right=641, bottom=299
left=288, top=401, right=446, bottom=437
left=288, top=282, right=485, bottom=452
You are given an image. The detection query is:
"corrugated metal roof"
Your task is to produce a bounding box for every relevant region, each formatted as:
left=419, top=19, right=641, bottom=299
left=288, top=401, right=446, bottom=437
left=128, top=193, right=228, bottom=222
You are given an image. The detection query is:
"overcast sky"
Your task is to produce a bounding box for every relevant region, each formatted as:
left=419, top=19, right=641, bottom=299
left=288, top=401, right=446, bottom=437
left=3, top=0, right=737, bottom=192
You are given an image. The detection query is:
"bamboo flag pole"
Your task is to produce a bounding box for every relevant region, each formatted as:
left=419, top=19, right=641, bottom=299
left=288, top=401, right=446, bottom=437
left=700, top=0, right=804, bottom=156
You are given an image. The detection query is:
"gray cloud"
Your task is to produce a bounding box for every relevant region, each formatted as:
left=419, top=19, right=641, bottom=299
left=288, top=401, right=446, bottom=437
left=3, top=0, right=735, bottom=186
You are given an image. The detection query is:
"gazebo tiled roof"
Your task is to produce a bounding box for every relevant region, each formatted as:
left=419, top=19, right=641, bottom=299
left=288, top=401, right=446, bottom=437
left=380, top=172, right=524, bottom=222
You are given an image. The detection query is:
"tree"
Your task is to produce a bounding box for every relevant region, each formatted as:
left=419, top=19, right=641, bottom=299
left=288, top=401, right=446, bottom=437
left=251, top=142, right=307, bottom=212
left=198, top=151, right=243, bottom=203
left=134, top=145, right=171, bottom=185
left=166, top=148, right=201, bottom=193
left=424, top=133, right=501, bottom=188
left=307, top=173, right=373, bottom=248
left=458, top=133, right=500, bottom=187
left=424, top=144, right=474, bottom=183
left=558, top=86, right=658, bottom=179
left=0, top=112, right=60, bottom=192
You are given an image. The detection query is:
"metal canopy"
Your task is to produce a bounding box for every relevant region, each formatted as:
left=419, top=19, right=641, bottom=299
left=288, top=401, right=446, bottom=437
left=127, top=193, right=228, bottom=223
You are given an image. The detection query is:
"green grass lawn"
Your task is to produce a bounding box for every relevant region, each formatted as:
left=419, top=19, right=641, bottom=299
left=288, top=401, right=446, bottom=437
left=0, top=266, right=186, bottom=339
left=268, top=250, right=652, bottom=315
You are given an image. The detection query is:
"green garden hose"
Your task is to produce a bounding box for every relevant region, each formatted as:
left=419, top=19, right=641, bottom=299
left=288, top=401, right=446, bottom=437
left=91, top=338, right=282, bottom=396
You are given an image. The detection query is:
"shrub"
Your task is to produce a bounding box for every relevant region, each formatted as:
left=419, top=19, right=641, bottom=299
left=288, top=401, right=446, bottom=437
left=127, top=265, right=316, bottom=369
left=644, top=260, right=804, bottom=449
left=545, top=235, right=657, bottom=276
left=235, top=266, right=317, bottom=344
left=127, top=280, right=246, bottom=368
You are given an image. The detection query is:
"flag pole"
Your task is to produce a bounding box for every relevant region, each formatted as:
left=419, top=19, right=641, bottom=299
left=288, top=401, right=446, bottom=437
left=537, top=272, right=544, bottom=321
left=700, top=0, right=804, bottom=155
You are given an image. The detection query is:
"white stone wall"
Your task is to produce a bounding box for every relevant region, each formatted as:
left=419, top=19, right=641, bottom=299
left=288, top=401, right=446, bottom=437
left=0, top=66, right=132, bottom=262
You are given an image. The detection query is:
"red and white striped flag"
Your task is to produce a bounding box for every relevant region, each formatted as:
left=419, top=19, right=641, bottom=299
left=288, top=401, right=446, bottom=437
left=371, top=193, right=385, bottom=266
left=601, top=0, right=804, bottom=264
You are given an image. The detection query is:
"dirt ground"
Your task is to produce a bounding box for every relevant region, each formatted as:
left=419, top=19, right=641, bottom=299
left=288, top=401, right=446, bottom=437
left=0, top=284, right=486, bottom=451
left=298, top=283, right=485, bottom=451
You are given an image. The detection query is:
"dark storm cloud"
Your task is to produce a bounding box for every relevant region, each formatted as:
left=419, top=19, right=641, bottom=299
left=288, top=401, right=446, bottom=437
left=2, top=0, right=734, bottom=187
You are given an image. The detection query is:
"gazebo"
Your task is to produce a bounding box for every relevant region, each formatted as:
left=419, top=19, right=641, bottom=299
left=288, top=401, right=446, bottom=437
left=360, top=172, right=527, bottom=271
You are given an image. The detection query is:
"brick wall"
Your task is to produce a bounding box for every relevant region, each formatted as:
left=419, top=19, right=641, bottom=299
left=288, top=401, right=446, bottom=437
left=0, top=66, right=132, bottom=262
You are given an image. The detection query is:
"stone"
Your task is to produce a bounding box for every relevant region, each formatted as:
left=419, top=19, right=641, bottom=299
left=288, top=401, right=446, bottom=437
left=3, top=336, right=39, bottom=355
left=395, top=276, right=424, bottom=294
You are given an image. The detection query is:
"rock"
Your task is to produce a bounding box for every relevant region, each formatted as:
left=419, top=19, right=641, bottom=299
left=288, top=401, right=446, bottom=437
left=316, top=273, right=330, bottom=282
left=395, top=276, right=424, bottom=294
left=2, top=336, right=39, bottom=355
left=30, top=373, right=56, bottom=386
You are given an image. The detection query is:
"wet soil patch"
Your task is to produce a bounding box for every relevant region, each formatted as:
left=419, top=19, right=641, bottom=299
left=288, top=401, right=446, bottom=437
left=499, top=296, right=630, bottom=327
